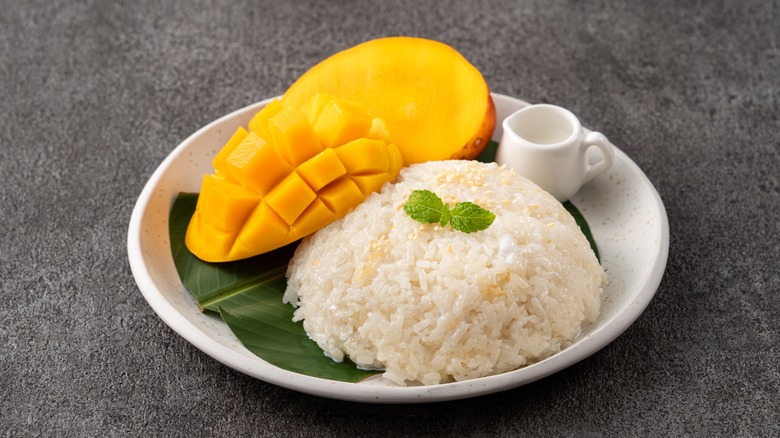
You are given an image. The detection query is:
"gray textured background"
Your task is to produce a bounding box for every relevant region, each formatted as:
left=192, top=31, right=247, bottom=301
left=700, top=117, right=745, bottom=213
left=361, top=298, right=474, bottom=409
left=2, top=0, right=779, bottom=436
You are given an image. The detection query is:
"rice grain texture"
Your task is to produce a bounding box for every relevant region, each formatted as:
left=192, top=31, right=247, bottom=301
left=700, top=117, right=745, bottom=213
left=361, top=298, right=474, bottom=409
left=284, top=160, right=605, bottom=385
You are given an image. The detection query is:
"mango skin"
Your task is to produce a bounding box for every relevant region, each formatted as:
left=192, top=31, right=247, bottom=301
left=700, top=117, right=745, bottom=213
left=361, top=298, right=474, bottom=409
left=281, top=37, right=496, bottom=165
left=185, top=97, right=402, bottom=262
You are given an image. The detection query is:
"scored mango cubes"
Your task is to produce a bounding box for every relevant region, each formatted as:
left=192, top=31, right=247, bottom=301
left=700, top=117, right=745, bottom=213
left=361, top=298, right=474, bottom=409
left=185, top=94, right=403, bottom=262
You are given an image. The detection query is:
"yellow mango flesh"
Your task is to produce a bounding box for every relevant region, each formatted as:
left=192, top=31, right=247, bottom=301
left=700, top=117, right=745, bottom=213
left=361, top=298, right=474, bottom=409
left=317, top=177, right=365, bottom=215
left=212, top=126, right=249, bottom=178
left=185, top=99, right=402, bottom=262
left=265, top=172, right=318, bottom=226
left=248, top=99, right=283, bottom=139
left=296, top=147, right=347, bottom=191
left=313, top=99, right=373, bottom=148
left=268, top=107, right=322, bottom=166
left=198, top=174, right=259, bottom=232
left=281, top=37, right=496, bottom=165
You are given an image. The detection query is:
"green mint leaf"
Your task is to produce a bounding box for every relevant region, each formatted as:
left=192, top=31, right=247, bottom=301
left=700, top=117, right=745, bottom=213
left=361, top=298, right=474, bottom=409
left=449, top=202, right=496, bottom=233
left=403, top=189, right=446, bottom=224
left=404, top=190, right=496, bottom=233
left=440, top=203, right=451, bottom=227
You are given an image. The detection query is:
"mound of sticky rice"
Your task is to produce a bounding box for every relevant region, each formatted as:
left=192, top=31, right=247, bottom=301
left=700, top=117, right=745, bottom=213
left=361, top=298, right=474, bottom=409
left=284, top=160, right=606, bottom=386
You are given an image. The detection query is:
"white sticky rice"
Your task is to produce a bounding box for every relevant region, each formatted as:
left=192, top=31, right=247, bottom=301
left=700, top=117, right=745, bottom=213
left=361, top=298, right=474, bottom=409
left=284, top=160, right=606, bottom=386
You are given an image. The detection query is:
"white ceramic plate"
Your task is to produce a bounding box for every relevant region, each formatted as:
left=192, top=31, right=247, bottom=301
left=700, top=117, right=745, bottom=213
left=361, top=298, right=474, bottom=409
left=128, top=93, right=669, bottom=403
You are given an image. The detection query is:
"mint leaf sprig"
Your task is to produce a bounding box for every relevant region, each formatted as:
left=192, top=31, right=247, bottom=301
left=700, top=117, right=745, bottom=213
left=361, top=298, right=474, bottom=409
left=403, top=189, right=495, bottom=233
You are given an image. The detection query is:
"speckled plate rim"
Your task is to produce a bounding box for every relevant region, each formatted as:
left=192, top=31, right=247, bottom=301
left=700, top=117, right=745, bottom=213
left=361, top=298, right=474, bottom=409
left=128, top=93, right=669, bottom=403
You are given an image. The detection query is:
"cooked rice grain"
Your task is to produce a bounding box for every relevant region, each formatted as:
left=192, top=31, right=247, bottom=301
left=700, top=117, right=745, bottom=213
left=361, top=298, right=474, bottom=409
left=284, top=160, right=605, bottom=385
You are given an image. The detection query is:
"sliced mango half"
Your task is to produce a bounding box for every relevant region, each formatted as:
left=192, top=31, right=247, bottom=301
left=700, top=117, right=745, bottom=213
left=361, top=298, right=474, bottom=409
left=185, top=94, right=402, bottom=262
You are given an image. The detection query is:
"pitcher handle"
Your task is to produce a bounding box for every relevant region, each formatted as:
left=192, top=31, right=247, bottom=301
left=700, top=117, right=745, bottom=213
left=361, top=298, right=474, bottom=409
left=582, top=131, right=615, bottom=183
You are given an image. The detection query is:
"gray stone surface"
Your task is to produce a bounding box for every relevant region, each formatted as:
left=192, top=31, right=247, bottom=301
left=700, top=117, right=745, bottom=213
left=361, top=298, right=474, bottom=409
left=1, top=0, right=778, bottom=436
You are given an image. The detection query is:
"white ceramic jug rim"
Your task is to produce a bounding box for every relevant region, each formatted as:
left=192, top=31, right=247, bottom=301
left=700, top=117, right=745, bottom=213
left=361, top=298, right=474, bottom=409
left=501, top=104, right=581, bottom=149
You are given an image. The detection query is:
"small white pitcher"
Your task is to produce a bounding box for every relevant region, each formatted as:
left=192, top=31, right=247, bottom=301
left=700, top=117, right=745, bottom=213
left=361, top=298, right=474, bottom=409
left=496, top=104, right=615, bottom=202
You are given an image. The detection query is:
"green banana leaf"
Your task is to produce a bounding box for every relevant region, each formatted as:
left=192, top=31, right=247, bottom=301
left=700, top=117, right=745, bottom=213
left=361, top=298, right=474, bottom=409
left=168, top=141, right=598, bottom=383
left=563, top=201, right=600, bottom=262
left=169, top=193, right=378, bottom=382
